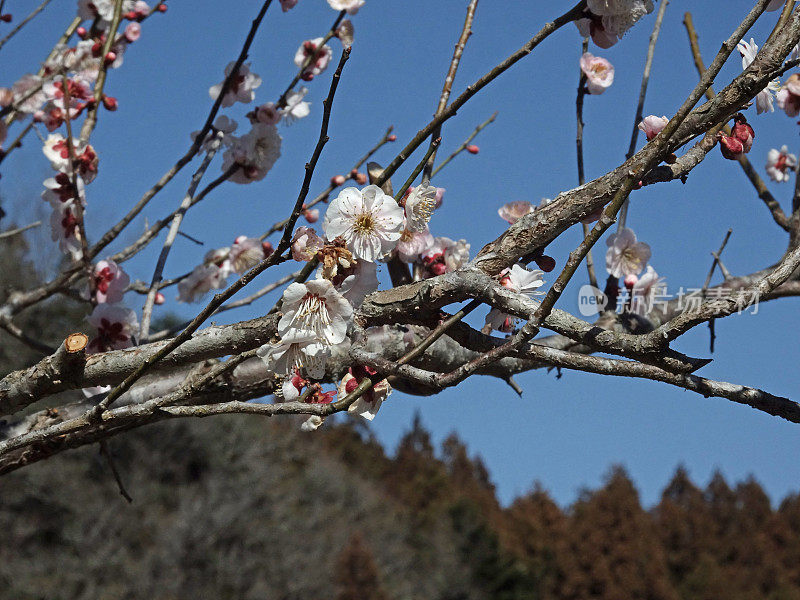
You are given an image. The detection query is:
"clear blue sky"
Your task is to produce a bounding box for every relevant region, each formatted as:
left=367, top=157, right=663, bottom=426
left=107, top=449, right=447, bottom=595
left=2, top=0, right=799, bottom=507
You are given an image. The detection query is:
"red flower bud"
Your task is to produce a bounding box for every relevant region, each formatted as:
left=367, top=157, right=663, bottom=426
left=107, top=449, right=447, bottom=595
left=355, top=172, right=367, bottom=185
left=156, top=3, right=168, bottom=12
left=262, top=241, right=274, bottom=256
left=76, top=26, right=88, bottom=38
left=466, top=144, right=479, bottom=154
left=154, top=292, right=165, bottom=305
left=102, top=96, right=118, bottom=111
left=104, top=51, right=117, bottom=66
left=0, top=14, right=12, bottom=23
left=388, top=134, right=397, bottom=142
left=534, top=255, right=556, bottom=272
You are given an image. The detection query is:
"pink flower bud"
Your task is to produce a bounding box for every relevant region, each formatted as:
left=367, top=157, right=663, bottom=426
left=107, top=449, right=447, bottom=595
left=124, top=22, right=141, bottom=43
left=262, top=241, right=274, bottom=257
left=330, top=174, right=346, bottom=187
left=104, top=51, right=117, bottom=66
left=355, top=172, right=367, bottom=185
left=156, top=3, right=167, bottom=12
left=102, top=96, right=118, bottom=111
left=303, top=208, right=319, bottom=223
left=624, top=274, right=638, bottom=289
left=388, top=134, right=397, bottom=142
left=76, top=26, right=88, bottom=38
left=154, top=292, right=165, bottom=305
left=466, top=144, right=479, bottom=154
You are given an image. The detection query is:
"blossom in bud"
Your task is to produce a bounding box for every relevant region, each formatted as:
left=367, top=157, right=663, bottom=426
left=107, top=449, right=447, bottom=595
left=605, top=227, right=651, bottom=278
left=102, top=96, right=118, bottom=111
left=341, top=366, right=392, bottom=422
left=327, top=0, right=364, bottom=15
left=303, top=208, right=319, bottom=223
left=124, top=22, right=141, bottom=42
left=355, top=172, right=367, bottom=185
left=221, top=122, right=282, bottom=184
left=209, top=61, right=262, bottom=107
left=0, top=14, right=12, bottom=22
left=104, top=52, right=117, bottom=66
left=154, top=292, right=165, bottom=305
left=337, top=19, right=354, bottom=46
left=262, top=241, right=274, bottom=256
left=730, top=114, right=754, bottom=154
left=87, top=304, right=139, bottom=353
left=282, top=87, right=311, bottom=123
left=156, top=3, right=167, bottom=12
left=534, top=254, right=556, bottom=272
left=294, top=38, right=332, bottom=79
left=637, top=115, right=668, bottom=141
left=331, top=174, right=346, bottom=187
left=466, top=144, right=479, bottom=154
left=322, top=185, right=404, bottom=262
left=738, top=38, right=779, bottom=113
left=580, top=52, right=614, bottom=94
left=388, top=134, right=397, bottom=142
left=777, top=74, right=800, bottom=117
left=93, top=259, right=130, bottom=304
left=630, top=265, right=666, bottom=316
left=766, top=145, right=797, bottom=183
left=280, top=0, right=299, bottom=11
left=404, top=185, right=437, bottom=232
left=292, top=226, right=325, bottom=262
left=300, top=415, right=324, bottom=432
left=623, top=273, right=638, bottom=288
left=498, top=200, right=534, bottom=224
left=278, top=279, right=353, bottom=345
left=76, top=26, right=88, bottom=38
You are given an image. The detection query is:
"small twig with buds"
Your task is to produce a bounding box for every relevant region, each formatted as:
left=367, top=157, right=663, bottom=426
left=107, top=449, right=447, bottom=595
left=0, top=0, right=56, bottom=53
left=430, top=111, right=497, bottom=179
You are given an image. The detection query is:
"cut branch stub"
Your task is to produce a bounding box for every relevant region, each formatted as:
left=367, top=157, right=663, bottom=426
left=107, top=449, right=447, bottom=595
left=65, top=332, right=89, bottom=353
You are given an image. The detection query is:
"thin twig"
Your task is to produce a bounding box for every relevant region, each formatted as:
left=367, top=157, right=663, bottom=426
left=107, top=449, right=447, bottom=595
left=430, top=112, right=497, bottom=179
left=421, top=0, right=479, bottom=186
left=99, top=440, right=133, bottom=503
left=393, top=137, right=440, bottom=203
left=684, top=11, right=791, bottom=231
left=139, top=133, right=224, bottom=339
left=702, top=229, right=733, bottom=295
left=0, top=220, right=41, bottom=239
left=575, top=38, right=598, bottom=290
left=0, top=0, right=55, bottom=52
left=618, top=0, right=669, bottom=230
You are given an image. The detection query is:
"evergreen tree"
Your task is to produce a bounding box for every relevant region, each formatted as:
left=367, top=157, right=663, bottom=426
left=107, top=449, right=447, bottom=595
left=334, top=532, right=390, bottom=600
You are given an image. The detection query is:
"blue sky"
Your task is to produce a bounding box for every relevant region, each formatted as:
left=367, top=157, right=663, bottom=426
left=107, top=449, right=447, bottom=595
left=2, top=0, right=799, bottom=507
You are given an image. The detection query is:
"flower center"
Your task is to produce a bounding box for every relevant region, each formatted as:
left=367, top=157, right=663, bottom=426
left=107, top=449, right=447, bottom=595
left=400, top=228, right=414, bottom=242
left=353, top=213, right=376, bottom=234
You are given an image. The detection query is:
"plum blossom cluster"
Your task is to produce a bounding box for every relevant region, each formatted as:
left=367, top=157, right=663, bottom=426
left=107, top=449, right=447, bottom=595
left=86, top=258, right=137, bottom=354
left=605, top=227, right=666, bottom=317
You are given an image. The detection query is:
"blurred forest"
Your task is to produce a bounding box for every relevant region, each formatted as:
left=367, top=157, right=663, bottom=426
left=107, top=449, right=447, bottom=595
left=2, top=218, right=800, bottom=600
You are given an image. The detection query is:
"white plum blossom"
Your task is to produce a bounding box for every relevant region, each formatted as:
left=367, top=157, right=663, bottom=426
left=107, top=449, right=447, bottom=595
left=484, top=265, right=546, bottom=333
left=93, top=259, right=130, bottom=304
left=87, top=304, right=139, bottom=353
left=229, top=236, right=268, bottom=273
left=606, top=227, right=651, bottom=278
left=257, top=330, right=331, bottom=380
left=577, top=0, right=654, bottom=48
left=396, top=226, right=434, bottom=263
left=327, top=0, right=364, bottom=15
left=222, top=122, right=282, bottom=183
left=192, top=116, right=238, bottom=151
left=42, top=133, right=99, bottom=183
left=340, top=368, right=391, bottom=421
left=638, top=115, right=669, bottom=141
left=177, top=263, right=229, bottom=303
left=49, top=202, right=82, bottom=258
left=766, top=145, right=797, bottom=182
left=282, top=87, right=311, bottom=123
left=580, top=52, right=614, bottom=94
left=209, top=61, right=262, bottom=107
left=498, top=200, right=534, bottom=224
left=738, top=39, right=780, bottom=113
left=78, top=0, right=136, bottom=24
left=278, top=279, right=353, bottom=345
left=777, top=74, right=800, bottom=117
left=404, top=184, right=437, bottom=232
left=322, top=185, right=404, bottom=262
left=294, top=38, right=332, bottom=79
left=254, top=102, right=281, bottom=125
left=42, top=172, right=85, bottom=207
left=630, top=265, right=666, bottom=316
